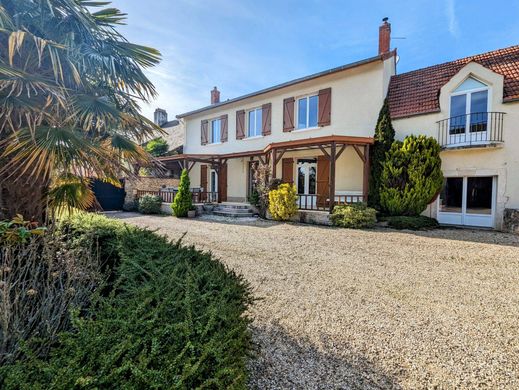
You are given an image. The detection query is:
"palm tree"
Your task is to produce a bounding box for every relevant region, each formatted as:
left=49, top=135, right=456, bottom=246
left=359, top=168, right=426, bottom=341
left=0, top=0, right=162, bottom=221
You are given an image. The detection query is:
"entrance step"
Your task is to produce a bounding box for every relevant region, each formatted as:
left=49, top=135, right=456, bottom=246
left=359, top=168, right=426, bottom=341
left=213, top=203, right=255, bottom=217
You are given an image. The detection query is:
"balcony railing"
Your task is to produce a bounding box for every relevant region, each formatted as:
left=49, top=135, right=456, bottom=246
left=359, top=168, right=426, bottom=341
left=136, top=189, right=218, bottom=204
left=437, top=112, right=505, bottom=148
left=297, top=193, right=365, bottom=211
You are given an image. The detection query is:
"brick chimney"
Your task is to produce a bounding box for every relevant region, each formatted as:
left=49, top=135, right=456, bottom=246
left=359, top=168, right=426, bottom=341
left=211, top=86, right=220, bottom=104
left=378, top=17, right=391, bottom=55
left=153, top=108, right=167, bottom=126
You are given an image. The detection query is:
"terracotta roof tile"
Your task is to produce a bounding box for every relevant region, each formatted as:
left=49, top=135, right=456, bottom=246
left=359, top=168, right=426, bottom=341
left=388, top=45, right=519, bottom=119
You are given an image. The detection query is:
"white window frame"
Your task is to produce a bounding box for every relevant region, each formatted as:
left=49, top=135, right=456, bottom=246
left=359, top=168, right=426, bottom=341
left=449, top=77, right=491, bottom=138
left=210, top=169, right=218, bottom=193
left=247, top=107, right=262, bottom=138
left=209, top=118, right=221, bottom=144
left=296, top=94, right=319, bottom=130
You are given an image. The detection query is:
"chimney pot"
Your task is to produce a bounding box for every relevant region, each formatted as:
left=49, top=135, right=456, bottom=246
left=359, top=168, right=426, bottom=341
left=153, top=108, right=167, bottom=126
left=378, top=17, right=391, bottom=55
left=211, top=86, right=220, bottom=104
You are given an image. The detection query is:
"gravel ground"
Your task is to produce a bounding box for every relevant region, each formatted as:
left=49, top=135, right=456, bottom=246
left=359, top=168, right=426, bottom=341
left=109, top=212, right=519, bottom=389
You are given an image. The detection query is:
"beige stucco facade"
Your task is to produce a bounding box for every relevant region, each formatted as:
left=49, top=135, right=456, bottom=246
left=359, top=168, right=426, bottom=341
left=393, top=62, right=519, bottom=229
left=180, top=56, right=395, bottom=203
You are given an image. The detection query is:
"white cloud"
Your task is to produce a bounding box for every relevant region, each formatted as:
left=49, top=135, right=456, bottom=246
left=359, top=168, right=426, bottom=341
left=446, top=0, right=460, bottom=38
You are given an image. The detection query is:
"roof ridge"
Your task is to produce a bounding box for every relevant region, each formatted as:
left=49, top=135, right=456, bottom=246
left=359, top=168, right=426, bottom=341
left=393, top=44, right=519, bottom=79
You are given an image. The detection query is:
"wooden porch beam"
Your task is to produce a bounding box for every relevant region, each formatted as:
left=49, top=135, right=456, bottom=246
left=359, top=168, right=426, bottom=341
left=271, top=148, right=277, bottom=179
left=335, top=144, right=348, bottom=160
left=362, top=145, right=370, bottom=202
left=319, top=145, right=330, bottom=159
left=274, top=149, right=286, bottom=166
left=187, top=161, right=196, bottom=173
left=329, top=142, right=337, bottom=213
left=353, top=144, right=366, bottom=163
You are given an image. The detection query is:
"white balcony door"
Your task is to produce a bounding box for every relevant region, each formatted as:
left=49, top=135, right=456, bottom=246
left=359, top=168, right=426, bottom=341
left=449, top=77, right=489, bottom=146
left=438, top=176, right=496, bottom=228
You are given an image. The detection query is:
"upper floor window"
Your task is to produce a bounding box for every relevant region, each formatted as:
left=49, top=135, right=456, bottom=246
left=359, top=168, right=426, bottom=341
left=297, top=94, right=318, bottom=129
left=210, top=118, right=221, bottom=143
left=449, top=77, right=489, bottom=135
left=248, top=108, right=262, bottom=137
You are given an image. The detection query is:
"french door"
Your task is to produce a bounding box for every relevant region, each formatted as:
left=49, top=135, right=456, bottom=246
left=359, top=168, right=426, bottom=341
left=297, top=159, right=317, bottom=208
left=438, top=176, right=495, bottom=227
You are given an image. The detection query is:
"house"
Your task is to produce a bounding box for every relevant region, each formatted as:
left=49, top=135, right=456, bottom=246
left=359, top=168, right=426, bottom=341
left=156, top=18, right=519, bottom=232
left=388, top=45, right=519, bottom=230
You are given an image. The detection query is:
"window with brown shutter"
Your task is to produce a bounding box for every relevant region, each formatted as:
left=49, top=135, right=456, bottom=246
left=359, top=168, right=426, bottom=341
left=262, top=103, right=271, bottom=136
left=283, top=97, right=295, bottom=132
left=220, top=114, right=228, bottom=142
left=236, top=110, right=245, bottom=140
left=318, top=88, right=332, bottom=126
left=201, top=119, right=208, bottom=145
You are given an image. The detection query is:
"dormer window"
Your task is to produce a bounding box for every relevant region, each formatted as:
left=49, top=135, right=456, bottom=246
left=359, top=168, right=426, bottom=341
left=449, top=77, right=489, bottom=135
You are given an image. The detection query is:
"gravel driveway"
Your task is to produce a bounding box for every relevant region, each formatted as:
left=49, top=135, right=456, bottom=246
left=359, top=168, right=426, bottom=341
left=109, top=212, right=519, bottom=389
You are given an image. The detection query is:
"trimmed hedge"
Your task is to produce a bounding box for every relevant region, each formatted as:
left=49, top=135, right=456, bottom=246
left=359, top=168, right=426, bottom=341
left=386, top=215, right=439, bottom=230
left=1, top=214, right=253, bottom=389
left=138, top=194, right=162, bottom=214
left=331, top=203, right=377, bottom=229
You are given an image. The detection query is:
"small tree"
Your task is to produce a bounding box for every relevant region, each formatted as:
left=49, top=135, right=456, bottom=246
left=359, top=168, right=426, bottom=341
left=145, top=138, right=169, bottom=157
left=268, top=184, right=298, bottom=221
left=171, top=169, right=192, bottom=217
left=368, top=98, right=395, bottom=209
left=380, top=135, right=443, bottom=216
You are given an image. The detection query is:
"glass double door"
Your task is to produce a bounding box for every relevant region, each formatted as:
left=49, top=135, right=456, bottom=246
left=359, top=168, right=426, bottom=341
left=438, top=176, right=495, bottom=227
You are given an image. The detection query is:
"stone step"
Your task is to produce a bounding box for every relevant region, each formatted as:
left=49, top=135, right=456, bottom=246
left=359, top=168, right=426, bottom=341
left=218, top=203, right=251, bottom=210
left=214, top=208, right=253, bottom=214
left=213, top=210, right=255, bottom=218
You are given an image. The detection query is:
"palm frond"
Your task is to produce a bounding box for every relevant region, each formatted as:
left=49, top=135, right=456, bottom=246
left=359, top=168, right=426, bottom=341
left=48, top=175, right=96, bottom=214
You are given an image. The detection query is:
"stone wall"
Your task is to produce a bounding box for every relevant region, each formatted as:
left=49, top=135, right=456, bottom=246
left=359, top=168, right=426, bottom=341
left=124, top=177, right=180, bottom=204
left=503, top=208, right=519, bottom=234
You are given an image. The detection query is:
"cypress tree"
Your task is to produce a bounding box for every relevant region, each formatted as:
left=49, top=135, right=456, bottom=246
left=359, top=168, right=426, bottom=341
left=368, top=98, right=395, bottom=209
left=172, top=169, right=192, bottom=217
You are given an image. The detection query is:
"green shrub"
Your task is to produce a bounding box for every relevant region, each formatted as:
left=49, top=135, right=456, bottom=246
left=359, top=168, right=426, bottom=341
left=172, top=169, right=192, bottom=217
left=331, top=203, right=377, bottom=229
left=1, top=215, right=253, bottom=389
left=386, top=215, right=439, bottom=230
left=380, top=135, right=443, bottom=216
left=145, top=137, right=169, bottom=157
left=368, top=98, right=395, bottom=210
left=137, top=194, right=162, bottom=214
left=268, top=183, right=298, bottom=221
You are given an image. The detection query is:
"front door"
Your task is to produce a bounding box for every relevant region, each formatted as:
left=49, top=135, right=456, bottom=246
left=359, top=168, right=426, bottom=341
left=438, top=176, right=495, bottom=227
left=297, top=159, right=317, bottom=208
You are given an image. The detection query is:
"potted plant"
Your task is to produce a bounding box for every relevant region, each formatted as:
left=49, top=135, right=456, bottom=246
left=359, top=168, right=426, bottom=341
left=187, top=206, right=196, bottom=218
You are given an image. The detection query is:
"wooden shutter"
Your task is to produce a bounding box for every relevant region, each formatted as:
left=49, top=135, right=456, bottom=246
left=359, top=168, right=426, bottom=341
left=200, top=165, right=208, bottom=191
left=281, top=158, right=294, bottom=185
left=236, top=110, right=245, bottom=140
left=200, top=165, right=208, bottom=202
left=220, top=114, right=228, bottom=142
left=201, top=120, right=208, bottom=145
left=318, top=88, right=332, bottom=127
left=262, top=103, right=272, bottom=136
left=316, top=156, right=330, bottom=207
left=283, top=97, right=295, bottom=132
left=218, top=163, right=227, bottom=202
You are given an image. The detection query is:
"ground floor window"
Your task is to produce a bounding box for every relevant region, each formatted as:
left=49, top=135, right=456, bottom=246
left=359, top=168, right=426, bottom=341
left=438, top=176, right=495, bottom=227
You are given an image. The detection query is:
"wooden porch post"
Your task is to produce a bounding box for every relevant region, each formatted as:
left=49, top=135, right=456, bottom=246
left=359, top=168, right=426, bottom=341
left=363, top=145, right=370, bottom=202
left=329, top=141, right=336, bottom=213
left=271, top=148, right=277, bottom=179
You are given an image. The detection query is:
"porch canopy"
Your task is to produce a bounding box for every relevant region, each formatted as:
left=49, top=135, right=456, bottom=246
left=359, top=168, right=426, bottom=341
left=157, top=135, right=374, bottom=212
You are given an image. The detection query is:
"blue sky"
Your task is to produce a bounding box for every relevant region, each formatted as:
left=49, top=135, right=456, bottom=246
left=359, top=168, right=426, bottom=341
left=110, top=0, right=519, bottom=120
